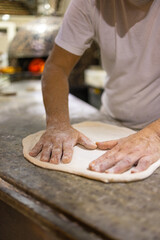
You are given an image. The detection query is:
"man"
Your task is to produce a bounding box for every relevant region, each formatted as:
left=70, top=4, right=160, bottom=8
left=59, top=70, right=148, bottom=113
left=29, top=0, right=160, bottom=174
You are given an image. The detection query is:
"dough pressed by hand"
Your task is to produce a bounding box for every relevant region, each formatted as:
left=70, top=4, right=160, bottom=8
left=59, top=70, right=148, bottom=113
left=22, top=121, right=160, bottom=183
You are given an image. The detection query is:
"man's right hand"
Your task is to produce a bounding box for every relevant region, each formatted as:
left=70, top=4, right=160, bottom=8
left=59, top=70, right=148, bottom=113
left=30, top=44, right=97, bottom=164
left=29, top=125, right=97, bottom=164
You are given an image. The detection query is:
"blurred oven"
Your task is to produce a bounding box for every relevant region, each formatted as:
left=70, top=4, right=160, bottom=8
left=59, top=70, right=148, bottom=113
left=8, top=16, right=62, bottom=80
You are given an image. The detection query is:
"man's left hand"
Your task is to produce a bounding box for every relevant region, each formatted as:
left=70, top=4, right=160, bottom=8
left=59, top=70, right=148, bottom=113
left=89, top=126, right=160, bottom=174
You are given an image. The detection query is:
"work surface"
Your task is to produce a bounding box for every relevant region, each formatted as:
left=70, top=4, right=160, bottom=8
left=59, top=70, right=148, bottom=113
left=0, top=81, right=160, bottom=240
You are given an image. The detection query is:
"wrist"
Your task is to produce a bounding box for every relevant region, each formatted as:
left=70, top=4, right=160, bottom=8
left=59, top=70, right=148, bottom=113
left=144, top=119, right=160, bottom=138
left=46, top=116, right=70, bottom=130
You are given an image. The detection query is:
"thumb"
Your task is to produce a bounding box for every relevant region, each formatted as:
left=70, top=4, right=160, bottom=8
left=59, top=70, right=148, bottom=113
left=96, top=139, right=118, bottom=150
left=77, top=132, right=97, bottom=150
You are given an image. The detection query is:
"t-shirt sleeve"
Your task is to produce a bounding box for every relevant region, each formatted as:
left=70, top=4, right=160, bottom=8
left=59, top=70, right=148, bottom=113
left=55, top=0, right=95, bottom=56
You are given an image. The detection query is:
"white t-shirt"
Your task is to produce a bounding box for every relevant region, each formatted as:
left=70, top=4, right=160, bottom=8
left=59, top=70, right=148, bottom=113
left=55, top=0, right=160, bottom=129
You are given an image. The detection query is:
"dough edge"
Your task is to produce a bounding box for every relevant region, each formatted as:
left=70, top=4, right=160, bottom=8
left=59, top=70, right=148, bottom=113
left=22, top=121, right=160, bottom=183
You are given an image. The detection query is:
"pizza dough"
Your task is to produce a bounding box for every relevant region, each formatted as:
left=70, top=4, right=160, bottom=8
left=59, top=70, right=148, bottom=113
left=22, top=121, right=160, bottom=183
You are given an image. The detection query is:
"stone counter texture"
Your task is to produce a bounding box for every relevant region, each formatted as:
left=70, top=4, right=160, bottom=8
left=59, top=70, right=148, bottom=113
left=0, top=81, right=160, bottom=240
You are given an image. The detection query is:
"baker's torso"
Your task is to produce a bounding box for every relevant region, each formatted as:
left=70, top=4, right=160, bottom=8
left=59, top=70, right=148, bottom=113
left=93, top=0, right=160, bottom=129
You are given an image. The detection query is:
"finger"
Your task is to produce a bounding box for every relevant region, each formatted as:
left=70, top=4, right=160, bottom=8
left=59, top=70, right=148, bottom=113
left=131, top=156, right=156, bottom=173
left=105, top=156, right=136, bottom=174
left=96, top=140, right=118, bottom=150
left=77, top=132, right=97, bottom=150
left=29, top=141, right=43, bottom=157
left=89, top=149, right=120, bottom=172
left=50, top=145, right=62, bottom=164
left=61, top=142, right=74, bottom=164
left=40, top=145, right=52, bottom=162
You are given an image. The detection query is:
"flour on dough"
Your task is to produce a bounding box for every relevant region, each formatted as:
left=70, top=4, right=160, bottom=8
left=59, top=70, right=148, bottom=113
left=22, top=121, right=160, bottom=183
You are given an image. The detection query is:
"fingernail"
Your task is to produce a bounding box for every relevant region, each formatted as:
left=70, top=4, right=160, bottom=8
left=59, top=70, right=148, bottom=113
left=131, top=169, right=138, bottom=174
left=50, top=159, right=59, bottom=164
left=89, top=143, right=97, bottom=149
left=41, top=158, right=48, bottom=162
left=29, top=151, right=34, bottom=156
left=62, top=158, right=71, bottom=164
left=105, top=168, right=114, bottom=173
left=89, top=164, right=101, bottom=172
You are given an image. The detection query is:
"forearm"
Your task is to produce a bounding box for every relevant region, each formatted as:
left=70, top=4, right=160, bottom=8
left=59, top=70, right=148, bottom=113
left=42, top=58, right=70, bottom=129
